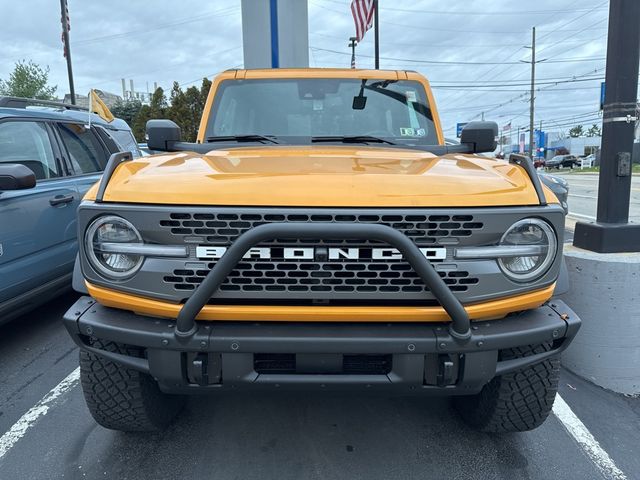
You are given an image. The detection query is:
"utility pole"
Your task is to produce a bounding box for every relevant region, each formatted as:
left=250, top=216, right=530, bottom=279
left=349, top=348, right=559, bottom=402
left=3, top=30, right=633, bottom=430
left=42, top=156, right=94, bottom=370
left=528, top=27, right=536, bottom=157
left=60, top=0, right=75, bottom=104
left=574, top=0, right=640, bottom=253
left=349, top=37, right=357, bottom=69
left=374, top=0, right=379, bottom=69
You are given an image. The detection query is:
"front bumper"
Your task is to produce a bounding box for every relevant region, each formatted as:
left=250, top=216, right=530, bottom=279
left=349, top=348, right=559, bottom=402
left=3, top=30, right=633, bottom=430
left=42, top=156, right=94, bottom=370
left=64, top=297, right=580, bottom=395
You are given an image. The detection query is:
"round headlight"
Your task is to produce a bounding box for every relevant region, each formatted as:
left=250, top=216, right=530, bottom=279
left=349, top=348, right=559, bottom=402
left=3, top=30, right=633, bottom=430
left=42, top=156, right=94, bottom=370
left=498, top=218, right=557, bottom=282
left=85, top=216, right=143, bottom=279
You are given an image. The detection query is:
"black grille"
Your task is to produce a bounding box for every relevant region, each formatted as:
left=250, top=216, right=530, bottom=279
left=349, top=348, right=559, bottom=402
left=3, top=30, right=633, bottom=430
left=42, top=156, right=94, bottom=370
left=159, top=212, right=484, bottom=246
left=163, top=261, right=479, bottom=294
left=159, top=210, right=484, bottom=300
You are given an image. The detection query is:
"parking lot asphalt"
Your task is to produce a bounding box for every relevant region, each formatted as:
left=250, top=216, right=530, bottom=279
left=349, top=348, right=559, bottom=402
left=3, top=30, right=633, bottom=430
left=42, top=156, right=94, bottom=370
left=1, top=292, right=638, bottom=480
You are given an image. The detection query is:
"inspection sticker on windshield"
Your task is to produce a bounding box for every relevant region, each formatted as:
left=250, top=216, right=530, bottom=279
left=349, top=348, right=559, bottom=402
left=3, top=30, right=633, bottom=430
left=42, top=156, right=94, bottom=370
left=400, top=128, right=426, bottom=137
left=405, top=90, right=417, bottom=102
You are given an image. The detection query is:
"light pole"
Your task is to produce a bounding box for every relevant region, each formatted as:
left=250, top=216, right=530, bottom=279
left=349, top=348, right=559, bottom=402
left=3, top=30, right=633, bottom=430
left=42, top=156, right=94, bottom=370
left=574, top=0, right=640, bottom=253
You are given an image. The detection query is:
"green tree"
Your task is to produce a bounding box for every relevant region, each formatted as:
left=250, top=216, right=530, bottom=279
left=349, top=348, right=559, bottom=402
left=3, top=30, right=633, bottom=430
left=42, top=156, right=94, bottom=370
left=184, top=85, right=205, bottom=141
left=130, top=87, right=167, bottom=142
left=568, top=125, right=584, bottom=138
left=586, top=123, right=601, bottom=137
left=167, top=82, right=191, bottom=140
left=132, top=104, right=151, bottom=142
left=0, top=60, right=57, bottom=99
left=111, top=99, right=143, bottom=126
left=200, top=77, right=212, bottom=104
left=149, top=87, right=167, bottom=118
left=128, top=79, right=213, bottom=143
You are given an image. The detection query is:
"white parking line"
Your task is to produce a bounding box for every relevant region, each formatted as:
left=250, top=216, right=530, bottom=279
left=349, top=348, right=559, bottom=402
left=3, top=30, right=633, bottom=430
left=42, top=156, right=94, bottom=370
left=569, top=194, right=598, bottom=200
left=0, top=367, right=80, bottom=461
left=553, top=395, right=628, bottom=480
left=567, top=212, right=597, bottom=221
left=0, top=367, right=629, bottom=480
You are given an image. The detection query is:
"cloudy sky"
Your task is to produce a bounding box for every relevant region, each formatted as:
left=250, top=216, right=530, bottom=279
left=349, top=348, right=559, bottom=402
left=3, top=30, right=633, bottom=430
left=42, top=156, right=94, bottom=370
left=0, top=0, right=617, bottom=139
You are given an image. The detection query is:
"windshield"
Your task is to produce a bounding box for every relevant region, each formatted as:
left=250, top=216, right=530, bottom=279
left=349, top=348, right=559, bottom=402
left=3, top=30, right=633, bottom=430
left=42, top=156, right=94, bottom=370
left=206, top=78, right=439, bottom=146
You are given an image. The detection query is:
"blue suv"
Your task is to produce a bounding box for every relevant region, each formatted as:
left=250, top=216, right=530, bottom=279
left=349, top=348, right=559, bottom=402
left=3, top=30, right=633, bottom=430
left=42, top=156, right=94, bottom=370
left=0, top=97, right=140, bottom=324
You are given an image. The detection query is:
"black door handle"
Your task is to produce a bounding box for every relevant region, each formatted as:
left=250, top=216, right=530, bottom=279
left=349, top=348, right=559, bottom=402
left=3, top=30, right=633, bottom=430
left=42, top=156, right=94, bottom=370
left=49, top=194, right=75, bottom=206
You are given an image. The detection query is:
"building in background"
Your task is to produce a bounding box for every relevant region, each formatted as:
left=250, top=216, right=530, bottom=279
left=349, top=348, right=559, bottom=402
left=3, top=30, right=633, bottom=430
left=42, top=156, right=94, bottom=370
left=546, top=135, right=602, bottom=158
left=62, top=89, right=121, bottom=109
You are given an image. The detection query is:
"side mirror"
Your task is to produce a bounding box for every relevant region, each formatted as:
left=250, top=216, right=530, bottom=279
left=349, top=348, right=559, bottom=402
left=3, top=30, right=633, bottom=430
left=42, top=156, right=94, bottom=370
left=146, top=119, right=181, bottom=151
left=0, top=163, right=36, bottom=191
left=460, top=121, right=498, bottom=153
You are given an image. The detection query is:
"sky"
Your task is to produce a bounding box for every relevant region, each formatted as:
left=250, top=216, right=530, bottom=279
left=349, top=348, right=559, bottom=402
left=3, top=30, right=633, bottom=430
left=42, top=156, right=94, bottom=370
left=0, top=0, right=618, bottom=140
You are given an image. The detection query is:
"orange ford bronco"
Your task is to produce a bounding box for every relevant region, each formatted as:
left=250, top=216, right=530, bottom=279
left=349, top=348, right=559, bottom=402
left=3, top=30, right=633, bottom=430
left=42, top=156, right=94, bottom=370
left=64, top=68, right=580, bottom=432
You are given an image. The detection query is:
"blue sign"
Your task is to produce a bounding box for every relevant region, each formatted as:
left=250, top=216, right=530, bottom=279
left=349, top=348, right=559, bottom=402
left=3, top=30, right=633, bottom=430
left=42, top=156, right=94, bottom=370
left=600, top=82, right=606, bottom=111
left=534, top=129, right=547, bottom=158
left=456, top=122, right=469, bottom=138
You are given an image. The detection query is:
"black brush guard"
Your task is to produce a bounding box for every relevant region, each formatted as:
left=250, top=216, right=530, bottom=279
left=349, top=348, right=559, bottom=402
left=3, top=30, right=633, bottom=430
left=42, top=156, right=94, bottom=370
left=174, top=223, right=472, bottom=342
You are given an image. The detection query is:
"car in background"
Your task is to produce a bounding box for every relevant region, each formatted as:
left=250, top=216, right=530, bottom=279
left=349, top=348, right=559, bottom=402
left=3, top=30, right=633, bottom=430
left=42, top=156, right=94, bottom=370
left=546, top=154, right=578, bottom=169
left=533, top=158, right=546, bottom=168
left=0, top=96, right=141, bottom=324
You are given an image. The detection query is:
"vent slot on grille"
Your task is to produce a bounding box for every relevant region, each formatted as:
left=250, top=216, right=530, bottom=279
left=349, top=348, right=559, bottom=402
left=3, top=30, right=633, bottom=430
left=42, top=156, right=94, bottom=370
left=253, top=353, right=393, bottom=375
left=163, top=262, right=478, bottom=295
left=159, top=212, right=484, bottom=246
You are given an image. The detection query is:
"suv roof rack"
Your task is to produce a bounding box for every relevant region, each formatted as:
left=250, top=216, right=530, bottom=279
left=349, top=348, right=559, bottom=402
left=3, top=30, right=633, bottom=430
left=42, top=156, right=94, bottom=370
left=0, top=96, right=88, bottom=111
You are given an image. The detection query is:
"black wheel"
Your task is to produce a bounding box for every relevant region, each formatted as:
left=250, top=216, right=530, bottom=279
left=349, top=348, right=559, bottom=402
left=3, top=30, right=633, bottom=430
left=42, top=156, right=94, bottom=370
left=79, top=340, right=186, bottom=432
left=453, top=343, right=560, bottom=433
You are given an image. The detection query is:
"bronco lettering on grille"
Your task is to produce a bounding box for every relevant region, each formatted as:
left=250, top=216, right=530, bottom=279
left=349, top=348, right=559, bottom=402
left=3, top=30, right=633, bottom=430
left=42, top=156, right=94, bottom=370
left=195, top=246, right=447, bottom=261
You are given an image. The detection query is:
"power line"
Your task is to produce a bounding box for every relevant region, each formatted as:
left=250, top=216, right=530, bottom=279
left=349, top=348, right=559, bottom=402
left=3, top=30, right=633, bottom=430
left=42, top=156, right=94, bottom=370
left=431, top=76, right=604, bottom=88
left=308, top=0, right=607, bottom=35
left=310, top=32, right=601, bottom=49
left=536, top=1, right=609, bottom=43
left=537, top=18, right=609, bottom=57
left=310, top=46, right=605, bottom=66
left=434, top=0, right=605, bottom=107
left=74, top=6, right=240, bottom=46
left=315, top=0, right=608, bottom=16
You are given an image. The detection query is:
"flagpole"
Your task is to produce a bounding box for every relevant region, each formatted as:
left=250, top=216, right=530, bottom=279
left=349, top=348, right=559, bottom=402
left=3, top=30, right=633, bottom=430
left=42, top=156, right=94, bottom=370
left=60, top=0, right=75, bottom=104
left=373, top=0, right=379, bottom=69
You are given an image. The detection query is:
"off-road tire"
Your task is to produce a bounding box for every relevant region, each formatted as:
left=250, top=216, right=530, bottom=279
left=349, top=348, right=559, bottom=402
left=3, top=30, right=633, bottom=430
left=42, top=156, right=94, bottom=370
left=453, top=343, right=560, bottom=433
left=79, top=340, right=186, bottom=432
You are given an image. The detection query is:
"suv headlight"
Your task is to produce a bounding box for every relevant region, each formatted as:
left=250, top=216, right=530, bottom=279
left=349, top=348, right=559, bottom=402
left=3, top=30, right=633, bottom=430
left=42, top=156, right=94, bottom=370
left=498, top=218, right=557, bottom=282
left=85, top=216, right=144, bottom=279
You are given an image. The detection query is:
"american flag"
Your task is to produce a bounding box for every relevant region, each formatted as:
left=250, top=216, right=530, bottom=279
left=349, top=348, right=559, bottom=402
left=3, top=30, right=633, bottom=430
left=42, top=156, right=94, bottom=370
left=351, top=0, right=375, bottom=42
left=61, top=0, right=70, bottom=58
left=503, top=122, right=512, bottom=132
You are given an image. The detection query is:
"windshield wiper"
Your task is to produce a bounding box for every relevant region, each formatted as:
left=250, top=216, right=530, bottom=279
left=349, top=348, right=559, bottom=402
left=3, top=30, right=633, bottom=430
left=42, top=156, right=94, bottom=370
left=206, top=134, right=280, bottom=144
left=311, top=135, right=396, bottom=145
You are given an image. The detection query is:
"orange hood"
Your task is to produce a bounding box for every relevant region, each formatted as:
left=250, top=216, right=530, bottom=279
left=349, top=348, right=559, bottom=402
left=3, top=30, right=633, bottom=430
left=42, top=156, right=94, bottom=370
left=86, top=146, right=555, bottom=207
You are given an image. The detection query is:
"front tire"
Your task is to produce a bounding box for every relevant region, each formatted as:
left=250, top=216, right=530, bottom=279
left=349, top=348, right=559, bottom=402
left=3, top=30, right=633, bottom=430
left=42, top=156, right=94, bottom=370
left=453, top=343, right=560, bottom=433
left=79, top=340, right=186, bottom=432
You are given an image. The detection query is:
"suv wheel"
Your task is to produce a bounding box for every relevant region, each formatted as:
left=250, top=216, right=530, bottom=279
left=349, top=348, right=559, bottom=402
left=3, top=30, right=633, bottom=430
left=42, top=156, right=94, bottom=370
left=80, top=340, right=186, bottom=432
left=453, top=343, right=560, bottom=433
